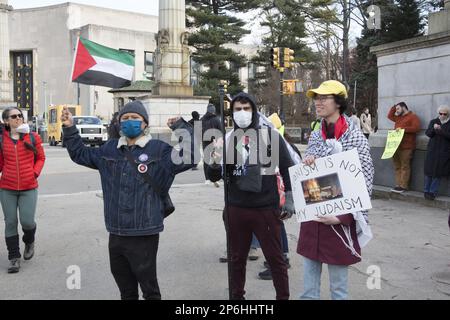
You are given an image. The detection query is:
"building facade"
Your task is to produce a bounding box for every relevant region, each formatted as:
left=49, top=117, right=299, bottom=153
left=7, top=2, right=258, bottom=122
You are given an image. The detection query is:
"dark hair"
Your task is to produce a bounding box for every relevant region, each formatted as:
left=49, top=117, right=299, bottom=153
left=233, top=96, right=252, bottom=106
left=191, top=111, right=200, bottom=120
left=396, top=102, right=408, bottom=110
left=333, top=95, right=348, bottom=115
left=2, top=107, right=36, bottom=154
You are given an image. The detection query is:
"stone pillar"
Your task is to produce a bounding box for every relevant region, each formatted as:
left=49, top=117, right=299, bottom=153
left=0, top=0, right=14, bottom=107
left=428, top=0, right=450, bottom=34
left=153, top=0, right=193, bottom=97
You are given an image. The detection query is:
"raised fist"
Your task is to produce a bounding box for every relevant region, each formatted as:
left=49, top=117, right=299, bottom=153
left=61, top=107, right=74, bottom=127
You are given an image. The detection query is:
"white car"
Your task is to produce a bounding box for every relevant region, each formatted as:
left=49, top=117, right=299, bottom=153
left=72, top=116, right=108, bottom=146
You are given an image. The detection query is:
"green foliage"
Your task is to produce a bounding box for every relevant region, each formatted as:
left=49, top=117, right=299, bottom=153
left=186, top=0, right=262, bottom=106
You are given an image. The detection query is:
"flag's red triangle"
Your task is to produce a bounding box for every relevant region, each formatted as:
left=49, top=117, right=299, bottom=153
left=72, top=39, right=97, bottom=81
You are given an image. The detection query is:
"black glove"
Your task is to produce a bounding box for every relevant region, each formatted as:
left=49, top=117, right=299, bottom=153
left=280, top=191, right=295, bottom=220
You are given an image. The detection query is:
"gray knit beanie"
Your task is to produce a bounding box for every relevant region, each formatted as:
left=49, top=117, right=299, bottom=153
left=118, top=100, right=149, bottom=124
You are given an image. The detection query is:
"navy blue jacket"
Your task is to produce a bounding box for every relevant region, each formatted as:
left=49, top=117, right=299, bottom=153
left=63, top=119, right=197, bottom=236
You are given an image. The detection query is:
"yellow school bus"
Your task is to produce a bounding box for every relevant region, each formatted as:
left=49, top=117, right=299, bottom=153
left=47, top=104, right=81, bottom=146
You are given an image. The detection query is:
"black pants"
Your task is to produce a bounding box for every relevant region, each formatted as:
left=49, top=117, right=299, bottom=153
left=108, top=233, right=161, bottom=300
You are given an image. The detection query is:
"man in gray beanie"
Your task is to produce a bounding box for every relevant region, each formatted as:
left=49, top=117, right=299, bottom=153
left=200, top=103, right=222, bottom=186
left=60, top=102, right=198, bottom=300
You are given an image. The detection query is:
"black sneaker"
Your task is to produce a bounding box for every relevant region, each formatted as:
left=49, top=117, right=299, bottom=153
left=8, top=258, right=20, bottom=274
left=285, top=258, right=291, bottom=269
left=391, top=187, right=405, bottom=193
left=24, top=243, right=35, bottom=260
left=258, top=268, right=272, bottom=280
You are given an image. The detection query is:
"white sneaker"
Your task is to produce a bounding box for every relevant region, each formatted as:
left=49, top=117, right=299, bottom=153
left=213, top=181, right=220, bottom=188
left=205, top=180, right=212, bottom=185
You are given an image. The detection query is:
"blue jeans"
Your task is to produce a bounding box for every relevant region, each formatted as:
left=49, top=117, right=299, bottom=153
left=424, top=176, right=440, bottom=195
left=300, top=257, right=349, bottom=300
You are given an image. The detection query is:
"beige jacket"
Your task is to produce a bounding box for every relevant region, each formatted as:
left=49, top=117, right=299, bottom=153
left=360, top=113, right=372, bottom=134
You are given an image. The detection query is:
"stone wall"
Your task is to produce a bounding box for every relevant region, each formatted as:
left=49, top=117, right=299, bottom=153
left=370, top=32, right=450, bottom=194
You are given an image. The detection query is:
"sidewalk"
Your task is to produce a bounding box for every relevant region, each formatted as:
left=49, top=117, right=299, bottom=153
left=0, top=181, right=449, bottom=299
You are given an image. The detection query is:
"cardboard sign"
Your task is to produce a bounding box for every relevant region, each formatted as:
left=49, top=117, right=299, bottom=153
left=381, top=129, right=405, bottom=159
left=289, top=149, right=372, bottom=223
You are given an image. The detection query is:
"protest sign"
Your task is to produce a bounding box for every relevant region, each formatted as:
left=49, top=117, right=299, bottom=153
left=381, top=129, right=405, bottom=159
left=289, top=148, right=372, bottom=223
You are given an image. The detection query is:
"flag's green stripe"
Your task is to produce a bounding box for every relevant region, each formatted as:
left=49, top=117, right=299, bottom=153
left=80, top=37, right=134, bottom=66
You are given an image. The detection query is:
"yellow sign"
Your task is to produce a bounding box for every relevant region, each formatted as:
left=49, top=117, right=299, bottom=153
left=381, top=129, right=405, bottom=159
left=283, top=80, right=296, bottom=95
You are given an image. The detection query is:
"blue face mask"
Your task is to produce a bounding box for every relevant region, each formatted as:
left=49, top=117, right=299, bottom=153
left=121, top=120, right=143, bottom=138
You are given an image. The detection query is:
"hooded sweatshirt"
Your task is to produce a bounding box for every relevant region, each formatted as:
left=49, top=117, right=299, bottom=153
left=208, top=92, right=294, bottom=209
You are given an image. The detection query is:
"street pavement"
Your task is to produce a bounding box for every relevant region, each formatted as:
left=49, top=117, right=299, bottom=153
left=0, top=145, right=449, bottom=300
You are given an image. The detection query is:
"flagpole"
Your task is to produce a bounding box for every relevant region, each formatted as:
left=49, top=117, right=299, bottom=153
left=218, top=80, right=232, bottom=300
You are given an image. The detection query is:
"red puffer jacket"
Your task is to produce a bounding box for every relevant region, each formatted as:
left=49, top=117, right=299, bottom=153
left=0, top=131, right=46, bottom=191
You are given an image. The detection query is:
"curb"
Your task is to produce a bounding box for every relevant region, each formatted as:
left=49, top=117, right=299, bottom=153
left=372, top=185, right=450, bottom=210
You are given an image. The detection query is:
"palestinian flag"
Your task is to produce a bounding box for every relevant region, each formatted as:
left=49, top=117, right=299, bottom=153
left=71, top=37, right=135, bottom=88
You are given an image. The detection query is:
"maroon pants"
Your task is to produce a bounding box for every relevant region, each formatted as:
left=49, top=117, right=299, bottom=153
left=226, top=206, right=289, bottom=300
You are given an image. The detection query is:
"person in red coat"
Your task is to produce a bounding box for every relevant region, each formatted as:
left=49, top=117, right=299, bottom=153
left=0, top=107, right=45, bottom=273
left=299, top=80, right=374, bottom=300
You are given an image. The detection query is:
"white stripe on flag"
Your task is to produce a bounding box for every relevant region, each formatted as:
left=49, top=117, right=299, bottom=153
left=90, top=56, right=134, bottom=81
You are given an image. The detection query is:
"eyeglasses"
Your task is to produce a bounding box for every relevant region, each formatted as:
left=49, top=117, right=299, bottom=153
left=313, top=95, right=334, bottom=103
left=439, top=113, right=448, bottom=116
left=9, top=114, right=23, bottom=120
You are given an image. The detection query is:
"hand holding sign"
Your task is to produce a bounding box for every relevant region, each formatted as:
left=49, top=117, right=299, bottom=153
left=316, top=216, right=341, bottom=225
left=303, top=155, right=316, bottom=166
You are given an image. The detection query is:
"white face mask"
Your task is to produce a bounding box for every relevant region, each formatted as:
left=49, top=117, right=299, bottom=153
left=16, top=123, right=30, bottom=134
left=233, top=110, right=253, bottom=128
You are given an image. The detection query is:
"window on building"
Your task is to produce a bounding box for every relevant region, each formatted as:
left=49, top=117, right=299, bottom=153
left=144, top=51, right=154, bottom=78
left=229, top=61, right=240, bottom=74
left=49, top=109, right=57, bottom=124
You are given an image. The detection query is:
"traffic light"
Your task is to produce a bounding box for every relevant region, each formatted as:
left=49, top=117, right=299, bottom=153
left=219, top=80, right=228, bottom=93
left=283, top=48, right=295, bottom=69
left=271, top=47, right=281, bottom=70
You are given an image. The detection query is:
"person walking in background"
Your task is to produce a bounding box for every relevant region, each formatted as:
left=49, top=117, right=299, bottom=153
left=348, top=109, right=361, bottom=131
left=188, top=111, right=200, bottom=127
left=0, top=107, right=46, bottom=273
left=423, top=105, right=450, bottom=200
left=201, top=104, right=222, bottom=187
left=188, top=111, right=201, bottom=171
left=360, top=107, right=373, bottom=139
left=388, top=102, right=421, bottom=193
left=108, top=112, right=121, bottom=140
